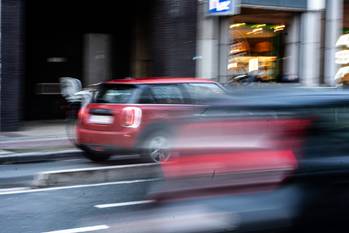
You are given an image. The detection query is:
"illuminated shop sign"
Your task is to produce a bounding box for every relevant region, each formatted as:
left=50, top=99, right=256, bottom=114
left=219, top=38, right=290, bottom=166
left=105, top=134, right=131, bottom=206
left=207, top=0, right=240, bottom=16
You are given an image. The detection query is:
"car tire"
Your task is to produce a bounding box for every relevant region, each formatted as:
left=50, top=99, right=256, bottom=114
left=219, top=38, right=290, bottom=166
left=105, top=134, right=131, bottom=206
left=83, top=150, right=111, bottom=162
left=142, top=132, right=171, bottom=163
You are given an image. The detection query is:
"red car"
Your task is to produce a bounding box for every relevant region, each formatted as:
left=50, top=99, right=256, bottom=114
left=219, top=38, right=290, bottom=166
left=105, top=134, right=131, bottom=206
left=76, top=77, right=226, bottom=162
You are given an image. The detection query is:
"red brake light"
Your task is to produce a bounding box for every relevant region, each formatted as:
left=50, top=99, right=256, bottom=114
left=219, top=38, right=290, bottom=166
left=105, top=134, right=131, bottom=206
left=121, top=107, right=142, bottom=128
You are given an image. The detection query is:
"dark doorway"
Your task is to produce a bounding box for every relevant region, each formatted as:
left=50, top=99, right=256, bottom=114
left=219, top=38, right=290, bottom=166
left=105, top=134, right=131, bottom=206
left=24, top=0, right=150, bottom=120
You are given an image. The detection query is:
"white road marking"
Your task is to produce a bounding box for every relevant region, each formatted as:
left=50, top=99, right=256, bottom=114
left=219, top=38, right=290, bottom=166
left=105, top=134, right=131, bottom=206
left=43, top=225, right=109, bottom=233
left=1, top=137, right=69, bottom=144
left=0, top=187, right=30, bottom=193
left=42, top=162, right=157, bottom=174
left=0, top=178, right=159, bottom=196
left=95, top=200, right=154, bottom=209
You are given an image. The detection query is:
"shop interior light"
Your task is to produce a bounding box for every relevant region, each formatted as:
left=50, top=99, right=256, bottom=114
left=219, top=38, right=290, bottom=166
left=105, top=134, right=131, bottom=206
left=230, top=23, right=246, bottom=29
left=247, top=28, right=263, bottom=35
left=272, top=25, right=286, bottom=29
left=251, top=24, right=266, bottom=29
left=273, top=25, right=286, bottom=32
left=230, top=49, right=241, bottom=54
left=231, top=56, right=277, bottom=62
left=227, top=62, right=238, bottom=70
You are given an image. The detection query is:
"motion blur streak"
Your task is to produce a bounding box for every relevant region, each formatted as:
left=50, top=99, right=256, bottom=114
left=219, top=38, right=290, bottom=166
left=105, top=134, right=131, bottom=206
left=172, top=118, right=311, bottom=150
left=110, top=205, right=238, bottom=233
left=116, top=88, right=349, bottom=233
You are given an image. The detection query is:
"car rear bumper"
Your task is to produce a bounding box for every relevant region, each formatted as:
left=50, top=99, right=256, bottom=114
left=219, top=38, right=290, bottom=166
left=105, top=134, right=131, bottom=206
left=76, top=127, right=139, bottom=151
left=77, top=143, right=137, bottom=155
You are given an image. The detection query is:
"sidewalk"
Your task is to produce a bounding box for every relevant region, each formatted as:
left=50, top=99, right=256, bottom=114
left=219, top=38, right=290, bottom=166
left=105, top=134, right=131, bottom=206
left=0, top=120, right=82, bottom=162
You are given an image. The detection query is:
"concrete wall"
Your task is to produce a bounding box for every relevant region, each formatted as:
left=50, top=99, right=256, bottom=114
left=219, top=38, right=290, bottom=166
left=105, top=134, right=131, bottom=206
left=299, top=11, right=323, bottom=86
left=196, top=1, right=219, bottom=80
left=195, top=3, right=230, bottom=82
left=283, top=16, right=300, bottom=82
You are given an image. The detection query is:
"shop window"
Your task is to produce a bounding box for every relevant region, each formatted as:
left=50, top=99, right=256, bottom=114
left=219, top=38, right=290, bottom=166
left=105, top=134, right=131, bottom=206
left=228, top=23, right=286, bottom=83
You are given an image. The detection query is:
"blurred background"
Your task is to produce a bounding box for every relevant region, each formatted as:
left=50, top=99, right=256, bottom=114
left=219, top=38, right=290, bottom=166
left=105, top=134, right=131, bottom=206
left=0, top=0, right=347, bottom=132
left=3, top=1, right=349, bottom=233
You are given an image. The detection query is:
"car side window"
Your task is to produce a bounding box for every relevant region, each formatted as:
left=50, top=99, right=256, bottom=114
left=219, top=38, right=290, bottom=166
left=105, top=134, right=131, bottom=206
left=150, top=85, right=185, bottom=104
left=185, top=83, right=226, bottom=104
left=138, top=87, right=156, bottom=104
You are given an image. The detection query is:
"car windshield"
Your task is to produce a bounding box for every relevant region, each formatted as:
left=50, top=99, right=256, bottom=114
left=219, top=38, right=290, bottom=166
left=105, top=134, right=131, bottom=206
left=94, top=84, right=137, bottom=104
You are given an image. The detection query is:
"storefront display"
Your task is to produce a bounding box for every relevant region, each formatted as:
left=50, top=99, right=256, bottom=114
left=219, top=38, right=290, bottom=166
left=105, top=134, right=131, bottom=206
left=227, top=22, right=285, bottom=82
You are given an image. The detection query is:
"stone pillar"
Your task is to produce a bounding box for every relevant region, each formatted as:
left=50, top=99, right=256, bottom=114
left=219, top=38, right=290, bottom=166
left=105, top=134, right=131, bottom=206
left=83, top=34, right=112, bottom=86
left=324, top=0, right=343, bottom=86
left=299, top=11, right=322, bottom=86
left=196, top=1, right=219, bottom=80
left=283, top=16, right=300, bottom=81
left=218, top=17, right=231, bottom=83
left=0, top=0, right=24, bottom=131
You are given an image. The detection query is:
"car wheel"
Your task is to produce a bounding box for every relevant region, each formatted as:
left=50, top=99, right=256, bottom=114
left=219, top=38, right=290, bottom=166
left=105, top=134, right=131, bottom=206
left=143, top=132, right=171, bottom=163
left=83, top=150, right=111, bottom=162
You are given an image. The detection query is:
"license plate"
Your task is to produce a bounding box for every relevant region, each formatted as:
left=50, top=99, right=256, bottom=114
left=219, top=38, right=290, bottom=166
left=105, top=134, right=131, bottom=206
left=88, top=115, right=113, bottom=124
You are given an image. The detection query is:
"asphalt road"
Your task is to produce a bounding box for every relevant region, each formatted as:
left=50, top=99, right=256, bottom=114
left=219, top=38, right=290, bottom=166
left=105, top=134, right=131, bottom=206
left=0, top=157, right=158, bottom=233
left=2, top=156, right=344, bottom=233
left=0, top=178, right=157, bottom=233
left=0, top=157, right=142, bottom=188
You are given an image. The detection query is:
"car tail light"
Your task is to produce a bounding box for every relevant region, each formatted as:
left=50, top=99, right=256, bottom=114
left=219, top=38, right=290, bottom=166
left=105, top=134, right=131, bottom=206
left=121, top=107, right=142, bottom=128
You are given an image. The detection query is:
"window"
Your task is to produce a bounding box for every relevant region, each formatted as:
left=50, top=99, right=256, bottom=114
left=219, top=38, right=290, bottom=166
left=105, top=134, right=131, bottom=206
left=94, top=84, right=137, bottom=104
left=138, top=87, right=156, bottom=104
left=227, top=22, right=287, bottom=82
left=185, top=83, right=226, bottom=104
left=150, top=85, right=185, bottom=104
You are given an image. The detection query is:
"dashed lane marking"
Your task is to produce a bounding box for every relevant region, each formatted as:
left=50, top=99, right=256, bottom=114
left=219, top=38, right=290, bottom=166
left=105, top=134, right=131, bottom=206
left=0, top=187, right=30, bottom=193
left=0, top=178, right=159, bottom=196
left=95, top=200, right=154, bottom=209
left=43, top=225, right=109, bottom=233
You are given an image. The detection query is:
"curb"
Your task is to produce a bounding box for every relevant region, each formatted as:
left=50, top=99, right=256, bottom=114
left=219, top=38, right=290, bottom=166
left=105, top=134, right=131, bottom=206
left=32, top=163, right=161, bottom=187
left=0, top=149, right=83, bottom=164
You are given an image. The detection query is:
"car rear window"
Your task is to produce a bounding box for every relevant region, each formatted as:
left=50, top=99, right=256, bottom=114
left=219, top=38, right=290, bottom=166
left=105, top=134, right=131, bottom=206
left=94, top=84, right=137, bottom=104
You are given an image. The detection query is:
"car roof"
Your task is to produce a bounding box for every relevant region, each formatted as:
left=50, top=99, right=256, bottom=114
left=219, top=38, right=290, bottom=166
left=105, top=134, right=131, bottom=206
left=105, top=77, right=217, bottom=85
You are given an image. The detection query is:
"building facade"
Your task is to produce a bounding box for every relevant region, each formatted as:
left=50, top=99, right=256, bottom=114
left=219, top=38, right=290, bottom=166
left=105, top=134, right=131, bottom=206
left=196, top=0, right=343, bottom=86
left=0, top=0, right=198, bottom=131
left=0, top=0, right=347, bottom=131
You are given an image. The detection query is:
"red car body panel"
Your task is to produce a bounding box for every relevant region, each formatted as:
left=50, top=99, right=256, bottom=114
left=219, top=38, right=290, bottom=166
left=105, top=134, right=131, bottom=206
left=151, top=118, right=311, bottom=199
left=77, top=104, right=197, bottom=149
left=163, top=150, right=298, bottom=178
left=161, top=118, right=311, bottom=184
left=172, top=118, right=312, bottom=151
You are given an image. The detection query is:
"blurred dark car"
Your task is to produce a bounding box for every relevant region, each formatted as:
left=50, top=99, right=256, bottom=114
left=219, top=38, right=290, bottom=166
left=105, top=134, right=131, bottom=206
left=75, top=77, right=226, bottom=163
left=116, top=88, right=349, bottom=233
